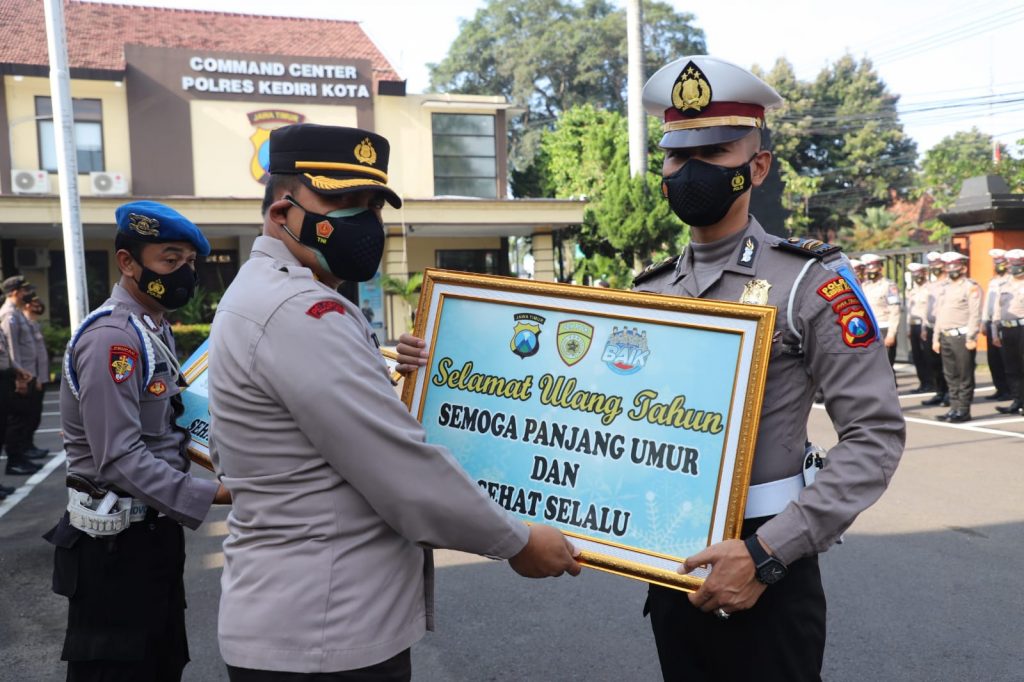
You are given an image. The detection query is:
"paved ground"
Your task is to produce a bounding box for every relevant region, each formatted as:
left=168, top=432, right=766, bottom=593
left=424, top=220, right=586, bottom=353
left=1, top=365, right=1021, bottom=681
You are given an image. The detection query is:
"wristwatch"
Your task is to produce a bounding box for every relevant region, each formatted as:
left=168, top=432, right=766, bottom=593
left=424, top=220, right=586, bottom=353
left=745, top=534, right=787, bottom=584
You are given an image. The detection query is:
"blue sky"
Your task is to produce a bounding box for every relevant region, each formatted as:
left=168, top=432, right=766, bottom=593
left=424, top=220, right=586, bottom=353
left=87, top=0, right=1024, bottom=156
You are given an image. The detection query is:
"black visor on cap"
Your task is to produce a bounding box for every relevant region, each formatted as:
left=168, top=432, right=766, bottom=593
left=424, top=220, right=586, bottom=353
left=659, top=125, right=758, bottom=150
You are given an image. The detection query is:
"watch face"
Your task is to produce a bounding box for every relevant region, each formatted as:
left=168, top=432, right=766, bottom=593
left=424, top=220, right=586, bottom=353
left=759, top=561, right=787, bottom=585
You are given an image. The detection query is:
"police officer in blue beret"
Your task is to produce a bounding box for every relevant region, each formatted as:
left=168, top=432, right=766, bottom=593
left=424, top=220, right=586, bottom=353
left=45, top=200, right=231, bottom=682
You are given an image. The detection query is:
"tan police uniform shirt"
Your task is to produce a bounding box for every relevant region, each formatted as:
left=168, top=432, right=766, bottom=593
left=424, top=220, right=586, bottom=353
left=934, top=276, right=983, bottom=340
left=208, top=236, right=530, bottom=674
left=634, top=218, right=904, bottom=566
left=906, top=282, right=930, bottom=327
left=862, top=276, right=901, bottom=339
left=994, top=275, right=1024, bottom=326
left=60, top=284, right=218, bottom=528
left=0, top=299, right=32, bottom=373
left=984, top=273, right=1010, bottom=324
left=924, top=277, right=945, bottom=328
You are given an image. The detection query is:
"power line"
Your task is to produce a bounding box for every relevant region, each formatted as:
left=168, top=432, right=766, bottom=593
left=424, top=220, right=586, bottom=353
left=873, top=6, right=1024, bottom=65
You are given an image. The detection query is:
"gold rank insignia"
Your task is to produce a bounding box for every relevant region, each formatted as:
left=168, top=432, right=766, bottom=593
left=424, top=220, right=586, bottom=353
left=354, top=137, right=377, bottom=165
left=740, top=279, right=772, bottom=305
left=671, top=60, right=712, bottom=115
left=731, top=173, right=746, bottom=192
left=127, top=213, right=160, bottom=237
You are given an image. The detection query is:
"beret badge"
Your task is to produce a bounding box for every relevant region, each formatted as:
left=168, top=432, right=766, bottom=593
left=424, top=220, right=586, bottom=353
left=128, top=213, right=161, bottom=237
left=671, top=60, right=712, bottom=116
left=354, top=137, right=377, bottom=166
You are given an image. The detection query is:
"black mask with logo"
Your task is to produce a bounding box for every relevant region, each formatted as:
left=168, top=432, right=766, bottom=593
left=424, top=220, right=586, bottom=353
left=995, top=262, right=1008, bottom=275
left=1010, top=264, right=1024, bottom=276
left=662, top=154, right=756, bottom=227
left=136, top=262, right=197, bottom=311
left=282, top=195, right=384, bottom=282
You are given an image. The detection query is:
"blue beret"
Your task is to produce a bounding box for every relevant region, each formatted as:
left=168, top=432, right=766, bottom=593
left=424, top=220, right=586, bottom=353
left=114, top=201, right=211, bottom=257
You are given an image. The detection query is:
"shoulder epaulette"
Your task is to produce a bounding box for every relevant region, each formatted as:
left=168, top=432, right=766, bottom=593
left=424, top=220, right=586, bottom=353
left=772, top=236, right=842, bottom=260
left=63, top=305, right=154, bottom=400
left=633, top=255, right=680, bottom=286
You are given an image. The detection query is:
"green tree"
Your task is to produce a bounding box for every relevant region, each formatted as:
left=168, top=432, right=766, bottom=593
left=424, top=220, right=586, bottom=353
left=525, top=105, right=682, bottom=281
left=758, top=55, right=917, bottom=235
left=428, top=0, right=705, bottom=166
left=380, top=272, right=424, bottom=330
left=839, top=206, right=912, bottom=252
left=778, top=159, right=821, bottom=236
left=918, top=128, right=1005, bottom=210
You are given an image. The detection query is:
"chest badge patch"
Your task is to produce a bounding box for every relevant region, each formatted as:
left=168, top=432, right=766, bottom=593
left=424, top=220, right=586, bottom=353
left=109, top=345, right=139, bottom=383
left=739, top=279, right=772, bottom=305
left=306, top=300, right=346, bottom=319
left=147, top=379, right=167, bottom=396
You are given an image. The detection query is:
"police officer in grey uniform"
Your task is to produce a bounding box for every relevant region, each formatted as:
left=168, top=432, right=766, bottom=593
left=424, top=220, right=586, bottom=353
left=860, top=253, right=900, bottom=368
left=982, top=248, right=1011, bottom=400
left=906, top=262, right=934, bottom=392
left=932, top=251, right=982, bottom=422
left=208, top=124, right=580, bottom=682
left=1, top=275, right=44, bottom=473
left=21, top=293, right=50, bottom=454
left=45, top=201, right=230, bottom=682
left=400, top=56, right=905, bottom=682
left=993, top=249, right=1024, bottom=414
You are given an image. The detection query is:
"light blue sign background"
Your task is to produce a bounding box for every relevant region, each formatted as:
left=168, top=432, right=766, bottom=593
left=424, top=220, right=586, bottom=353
left=420, top=296, right=742, bottom=560
left=176, top=339, right=210, bottom=455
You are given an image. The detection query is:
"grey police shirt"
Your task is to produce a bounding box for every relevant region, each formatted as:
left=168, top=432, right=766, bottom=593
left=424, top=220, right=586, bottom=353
left=60, top=284, right=218, bottom=528
left=634, top=218, right=905, bottom=566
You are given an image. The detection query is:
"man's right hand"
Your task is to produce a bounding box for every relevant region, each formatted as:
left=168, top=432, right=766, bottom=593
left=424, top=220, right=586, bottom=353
left=508, top=524, right=582, bottom=578
left=395, top=333, right=428, bottom=375
left=213, top=484, right=232, bottom=505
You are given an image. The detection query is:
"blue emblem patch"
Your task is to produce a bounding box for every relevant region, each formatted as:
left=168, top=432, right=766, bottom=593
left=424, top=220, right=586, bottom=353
left=601, top=326, right=650, bottom=375
left=510, top=313, right=546, bottom=359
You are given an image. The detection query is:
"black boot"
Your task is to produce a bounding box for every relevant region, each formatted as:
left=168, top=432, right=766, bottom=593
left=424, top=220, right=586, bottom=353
left=922, top=394, right=944, bottom=406
left=996, top=400, right=1023, bottom=415
left=935, top=409, right=956, bottom=422
left=949, top=411, right=972, bottom=423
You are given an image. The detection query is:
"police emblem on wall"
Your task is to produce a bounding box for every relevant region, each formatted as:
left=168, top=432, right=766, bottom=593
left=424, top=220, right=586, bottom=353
left=671, top=60, right=712, bottom=115
left=556, top=320, right=594, bottom=366
left=248, top=109, right=306, bottom=184
left=601, top=326, right=650, bottom=375
left=510, top=313, right=546, bottom=359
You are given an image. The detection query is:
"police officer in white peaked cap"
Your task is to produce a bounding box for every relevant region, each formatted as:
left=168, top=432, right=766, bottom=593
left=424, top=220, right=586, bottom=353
left=932, top=251, right=982, bottom=422
left=633, top=56, right=905, bottom=681
left=983, top=248, right=1012, bottom=400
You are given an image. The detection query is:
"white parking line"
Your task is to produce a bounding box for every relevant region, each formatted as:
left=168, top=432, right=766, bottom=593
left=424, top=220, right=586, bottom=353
left=971, top=416, right=1024, bottom=426
left=813, top=403, right=1024, bottom=439
left=897, top=386, right=995, bottom=402
left=41, top=411, right=60, bottom=417
left=0, top=451, right=66, bottom=520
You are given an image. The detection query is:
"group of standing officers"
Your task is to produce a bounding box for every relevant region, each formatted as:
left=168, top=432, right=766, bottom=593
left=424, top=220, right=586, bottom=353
left=856, top=247, right=1024, bottom=423
left=0, top=275, right=50, bottom=500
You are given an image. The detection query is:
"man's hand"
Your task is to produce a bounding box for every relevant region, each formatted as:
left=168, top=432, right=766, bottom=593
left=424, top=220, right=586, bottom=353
left=395, top=332, right=428, bottom=375
left=993, top=335, right=1003, bottom=348
left=932, top=341, right=941, bottom=354
left=35, top=379, right=43, bottom=392
left=966, top=339, right=977, bottom=351
left=14, top=369, right=32, bottom=395
left=213, top=483, right=232, bottom=505
left=884, top=335, right=896, bottom=348
left=508, top=524, right=582, bottom=578
left=680, top=539, right=767, bottom=615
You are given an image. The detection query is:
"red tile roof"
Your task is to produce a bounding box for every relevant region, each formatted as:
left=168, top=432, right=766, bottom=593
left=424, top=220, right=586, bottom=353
left=0, top=0, right=400, bottom=81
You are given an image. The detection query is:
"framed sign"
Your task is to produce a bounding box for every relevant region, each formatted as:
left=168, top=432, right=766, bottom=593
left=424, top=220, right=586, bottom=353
left=177, top=339, right=214, bottom=472
left=402, top=269, right=775, bottom=592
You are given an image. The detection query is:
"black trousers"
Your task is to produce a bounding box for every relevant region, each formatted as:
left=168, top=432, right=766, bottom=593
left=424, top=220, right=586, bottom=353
left=986, top=322, right=1009, bottom=394
left=227, top=650, right=411, bottom=682
left=940, top=334, right=976, bottom=413
left=646, top=518, right=826, bottom=682
left=0, top=369, right=12, bottom=453
left=45, top=512, right=190, bottom=682
left=6, top=381, right=41, bottom=457
left=923, top=326, right=948, bottom=394
left=909, top=323, right=933, bottom=390
left=1001, top=326, right=1024, bottom=402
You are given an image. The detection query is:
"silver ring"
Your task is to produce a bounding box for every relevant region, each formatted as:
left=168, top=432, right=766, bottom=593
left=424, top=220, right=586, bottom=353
left=714, top=608, right=730, bottom=620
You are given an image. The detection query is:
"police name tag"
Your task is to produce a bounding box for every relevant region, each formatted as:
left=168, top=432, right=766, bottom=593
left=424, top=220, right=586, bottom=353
left=403, top=269, right=776, bottom=593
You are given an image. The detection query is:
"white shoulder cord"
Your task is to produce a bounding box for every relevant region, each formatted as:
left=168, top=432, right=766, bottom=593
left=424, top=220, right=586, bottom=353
left=786, top=258, right=819, bottom=352
left=140, top=324, right=184, bottom=385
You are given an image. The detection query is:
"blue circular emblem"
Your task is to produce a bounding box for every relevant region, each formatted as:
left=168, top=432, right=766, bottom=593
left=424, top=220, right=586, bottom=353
left=846, top=317, right=868, bottom=337
left=513, top=329, right=539, bottom=357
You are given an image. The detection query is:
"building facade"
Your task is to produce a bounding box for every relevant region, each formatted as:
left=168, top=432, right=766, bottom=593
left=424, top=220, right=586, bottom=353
left=0, top=1, right=583, bottom=340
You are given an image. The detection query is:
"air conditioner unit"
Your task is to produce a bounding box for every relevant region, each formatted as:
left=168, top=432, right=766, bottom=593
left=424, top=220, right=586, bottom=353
left=90, top=171, right=129, bottom=196
left=14, top=247, right=48, bottom=269
left=11, top=169, right=50, bottom=195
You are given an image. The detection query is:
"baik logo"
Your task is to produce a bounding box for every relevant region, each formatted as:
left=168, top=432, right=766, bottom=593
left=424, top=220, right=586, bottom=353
left=601, top=326, right=650, bottom=375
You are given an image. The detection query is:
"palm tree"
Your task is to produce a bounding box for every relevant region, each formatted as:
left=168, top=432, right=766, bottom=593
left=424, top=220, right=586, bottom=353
left=380, top=272, right=424, bottom=331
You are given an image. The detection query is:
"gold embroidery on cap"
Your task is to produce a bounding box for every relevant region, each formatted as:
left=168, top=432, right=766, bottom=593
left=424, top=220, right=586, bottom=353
left=663, top=116, right=762, bottom=132
left=354, top=138, right=378, bottom=165
left=295, top=161, right=388, bottom=182
left=304, top=174, right=387, bottom=191
left=671, top=61, right=712, bottom=115
left=128, top=213, right=160, bottom=237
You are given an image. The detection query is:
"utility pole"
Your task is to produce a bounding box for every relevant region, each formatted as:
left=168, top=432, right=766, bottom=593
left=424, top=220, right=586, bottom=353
left=626, top=0, right=646, bottom=179
left=43, top=0, right=89, bottom=329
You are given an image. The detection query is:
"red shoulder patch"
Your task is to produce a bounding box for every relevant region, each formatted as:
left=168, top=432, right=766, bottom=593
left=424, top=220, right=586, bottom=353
left=306, top=300, right=346, bottom=319
left=836, top=305, right=876, bottom=348
left=109, top=345, right=139, bottom=383
left=817, top=276, right=852, bottom=302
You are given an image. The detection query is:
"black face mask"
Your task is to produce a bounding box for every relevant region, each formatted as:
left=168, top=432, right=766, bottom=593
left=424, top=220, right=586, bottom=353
left=137, top=262, right=197, bottom=310
left=661, top=154, right=756, bottom=227
left=865, top=270, right=881, bottom=281
left=995, top=263, right=1008, bottom=275
left=282, top=195, right=384, bottom=282
left=1010, top=264, right=1024, bottom=276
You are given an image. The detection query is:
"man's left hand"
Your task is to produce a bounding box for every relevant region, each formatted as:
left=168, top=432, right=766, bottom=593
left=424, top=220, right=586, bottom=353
left=966, top=339, right=977, bottom=351
left=680, top=539, right=767, bottom=615
left=884, top=335, right=896, bottom=348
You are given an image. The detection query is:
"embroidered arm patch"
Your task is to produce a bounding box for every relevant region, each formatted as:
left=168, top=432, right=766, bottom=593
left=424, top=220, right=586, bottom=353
left=110, top=345, right=139, bottom=383
left=306, top=300, right=346, bottom=319
left=817, top=276, right=877, bottom=348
